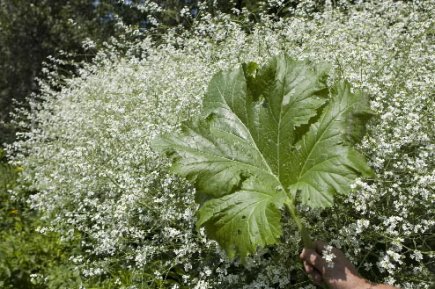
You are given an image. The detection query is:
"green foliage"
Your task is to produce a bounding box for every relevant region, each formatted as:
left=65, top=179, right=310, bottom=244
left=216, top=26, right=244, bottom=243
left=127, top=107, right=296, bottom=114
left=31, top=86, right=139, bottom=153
left=0, top=0, right=262, bottom=144
left=0, top=0, right=338, bottom=145
left=153, top=55, right=374, bottom=259
left=0, top=0, right=145, bottom=144
left=0, top=149, right=16, bottom=188
left=6, top=1, right=434, bottom=287
left=0, top=149, right=82, bottom=288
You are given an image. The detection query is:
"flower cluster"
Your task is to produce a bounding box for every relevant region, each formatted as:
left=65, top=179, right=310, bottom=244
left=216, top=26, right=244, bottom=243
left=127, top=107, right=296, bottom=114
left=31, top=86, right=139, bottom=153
left=8, top=0, right=434, bottom=288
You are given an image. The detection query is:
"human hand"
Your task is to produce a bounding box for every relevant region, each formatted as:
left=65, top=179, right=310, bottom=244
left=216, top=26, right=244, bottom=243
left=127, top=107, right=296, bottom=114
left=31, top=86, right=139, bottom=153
left=299, top=240, right=369, bottom=289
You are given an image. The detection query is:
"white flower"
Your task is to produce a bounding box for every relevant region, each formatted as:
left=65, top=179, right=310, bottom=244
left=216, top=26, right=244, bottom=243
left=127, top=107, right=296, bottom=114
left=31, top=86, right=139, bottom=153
left=411, top=250, right=423, bottom=262
left=322, top=245, right=336, bottom=268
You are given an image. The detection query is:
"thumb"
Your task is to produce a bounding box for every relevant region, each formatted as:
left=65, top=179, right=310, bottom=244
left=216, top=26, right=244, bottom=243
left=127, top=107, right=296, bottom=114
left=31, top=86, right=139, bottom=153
left=300, top=248, right=327, bottom=273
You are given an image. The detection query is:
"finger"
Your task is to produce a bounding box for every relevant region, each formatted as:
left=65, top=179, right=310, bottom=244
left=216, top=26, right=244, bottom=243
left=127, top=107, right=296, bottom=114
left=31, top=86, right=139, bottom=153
left=302, top=248, right=326, bottom=273
left=300, top=247, right=314, bottom=260
left=299, top=248, right=306, bottom=260
left=306, top=271, right=323, bottom=286
left=310, top=270, right=323, bottom=286
left=303, top=260, right=313, bottom=273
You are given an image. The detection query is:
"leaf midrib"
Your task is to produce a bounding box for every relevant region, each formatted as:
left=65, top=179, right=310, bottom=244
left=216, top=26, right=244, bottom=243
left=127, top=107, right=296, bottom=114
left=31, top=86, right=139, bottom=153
left=216, top=83, right=278, bottom=181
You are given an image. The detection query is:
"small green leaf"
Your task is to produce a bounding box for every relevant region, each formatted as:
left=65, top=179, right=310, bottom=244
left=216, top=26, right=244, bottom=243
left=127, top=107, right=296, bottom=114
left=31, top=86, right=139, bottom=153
left=152, top=54, right=374, bottom=259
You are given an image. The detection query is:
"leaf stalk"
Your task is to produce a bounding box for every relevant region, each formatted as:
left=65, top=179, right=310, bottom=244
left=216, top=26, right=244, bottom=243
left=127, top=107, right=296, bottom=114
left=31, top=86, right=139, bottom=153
left=285, top=199, right=314, bottom=249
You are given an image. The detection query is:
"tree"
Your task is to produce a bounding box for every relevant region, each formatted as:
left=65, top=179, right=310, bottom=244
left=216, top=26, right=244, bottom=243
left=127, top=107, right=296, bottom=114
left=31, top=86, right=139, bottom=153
left=0, top=0, right=323, bottom=145
left=0, top=0, right=147, bottom=144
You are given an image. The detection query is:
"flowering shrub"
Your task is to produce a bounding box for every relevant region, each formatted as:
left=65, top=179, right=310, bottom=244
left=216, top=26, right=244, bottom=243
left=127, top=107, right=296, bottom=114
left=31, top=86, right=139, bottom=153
left=0, top=150, right=83, bottom=289
left=8, top=0, right=434, bottom=288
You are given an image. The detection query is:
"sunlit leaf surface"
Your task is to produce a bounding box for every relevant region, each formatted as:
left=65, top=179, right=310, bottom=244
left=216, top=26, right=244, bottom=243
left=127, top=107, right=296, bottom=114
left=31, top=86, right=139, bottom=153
left=153, top=55, right=373, bottom=259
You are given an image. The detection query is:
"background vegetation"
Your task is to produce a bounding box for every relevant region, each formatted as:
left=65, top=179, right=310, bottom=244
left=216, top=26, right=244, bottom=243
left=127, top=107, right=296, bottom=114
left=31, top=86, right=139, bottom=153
left=0, top=0, right=273, bottom=144
left=1, top=0, right=434, bottom=288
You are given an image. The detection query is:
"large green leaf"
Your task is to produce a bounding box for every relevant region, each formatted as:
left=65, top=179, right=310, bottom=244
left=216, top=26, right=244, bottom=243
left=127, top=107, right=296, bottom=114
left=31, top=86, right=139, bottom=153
left=152, top=55, right=374, bottom=259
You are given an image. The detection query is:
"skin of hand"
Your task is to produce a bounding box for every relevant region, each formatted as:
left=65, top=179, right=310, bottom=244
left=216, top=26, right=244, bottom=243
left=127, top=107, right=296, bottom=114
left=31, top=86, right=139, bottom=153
left=299, top=240, right=399, bottom=289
